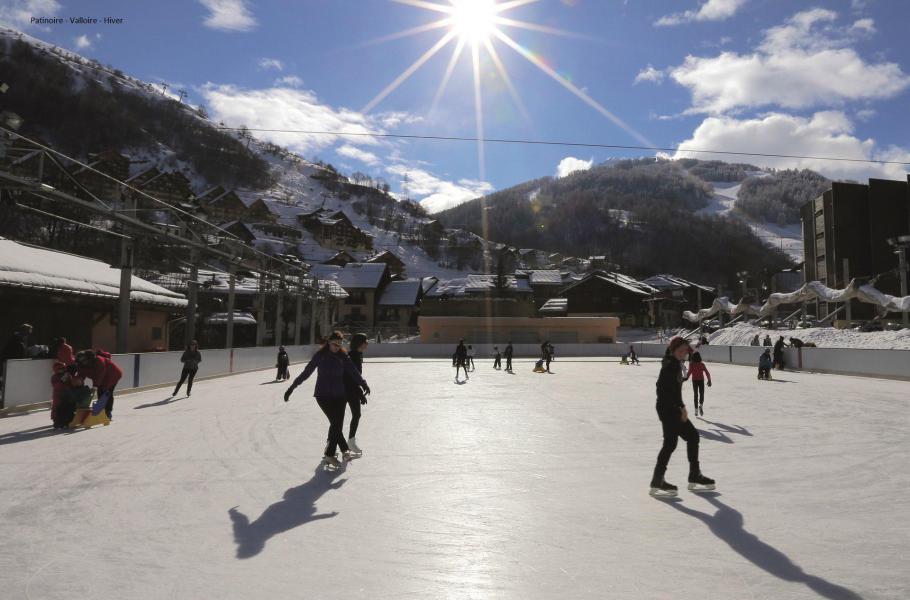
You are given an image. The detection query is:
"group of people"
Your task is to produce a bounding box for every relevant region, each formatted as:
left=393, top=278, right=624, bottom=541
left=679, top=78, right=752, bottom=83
left=455, top=340, right=545, bottom=380
left=49, top=347, right=123, bottom=429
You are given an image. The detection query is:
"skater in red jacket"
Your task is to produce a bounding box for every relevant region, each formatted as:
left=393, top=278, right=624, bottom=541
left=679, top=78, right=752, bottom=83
left=683, top=351, right=711, bottom=417
left=75, top=350, right=123, bottom=419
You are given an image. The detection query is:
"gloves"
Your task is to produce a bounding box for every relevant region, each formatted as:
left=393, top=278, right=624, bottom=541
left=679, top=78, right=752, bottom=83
left=361, top=396, right=368, bottom=406
left=284, top=386, right=294, bottom=402
left=361, top=382, right=371, bottom=397
left=707, top=381, right=712, bottom=387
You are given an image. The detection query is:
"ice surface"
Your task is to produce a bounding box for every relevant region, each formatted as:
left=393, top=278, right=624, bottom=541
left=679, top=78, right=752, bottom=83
left=1, top=359, right=907, bottom=599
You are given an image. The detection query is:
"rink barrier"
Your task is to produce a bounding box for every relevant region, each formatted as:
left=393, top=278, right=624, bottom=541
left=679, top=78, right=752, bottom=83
left=4, top=342, right=908, bottom=410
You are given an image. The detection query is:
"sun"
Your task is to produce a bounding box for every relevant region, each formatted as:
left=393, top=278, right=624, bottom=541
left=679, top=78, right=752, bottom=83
left=450, top=0, right=497, bottom=43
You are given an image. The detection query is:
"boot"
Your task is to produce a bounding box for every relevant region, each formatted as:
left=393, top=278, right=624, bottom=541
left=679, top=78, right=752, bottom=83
left=688, top=462, right=716, bottom=491
left=649, top=465, right=677, bottom=497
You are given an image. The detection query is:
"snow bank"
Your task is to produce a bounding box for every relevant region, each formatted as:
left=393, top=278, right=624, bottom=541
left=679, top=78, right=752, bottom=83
left=708, top=322, right=910, bottom=350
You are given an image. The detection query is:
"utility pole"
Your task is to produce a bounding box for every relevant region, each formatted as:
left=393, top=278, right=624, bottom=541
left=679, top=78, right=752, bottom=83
left=309, top=277, right=318, bottom=345
left=256, top=269, right=267, bottom=347
left=185, top=248, right=200, bottom=346
left=294, top=276, right=303, bottom=346
left=274, top=269, right=285, bottom=347
left=843, top=258, right=852, bottom=323
left=115, top=194, right=135, bottom=354
left=225, top=264, right=236, bottom=350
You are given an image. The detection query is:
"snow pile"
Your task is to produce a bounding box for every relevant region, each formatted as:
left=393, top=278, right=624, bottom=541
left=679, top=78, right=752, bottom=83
left=708, top=322, right=910, bottom=350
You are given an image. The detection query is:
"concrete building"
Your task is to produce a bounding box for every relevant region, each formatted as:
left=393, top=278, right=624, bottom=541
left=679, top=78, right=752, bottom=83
left=418, top=316, right=619, bottom=344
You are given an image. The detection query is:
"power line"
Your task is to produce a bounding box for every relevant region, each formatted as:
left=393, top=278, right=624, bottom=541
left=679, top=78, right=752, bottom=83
left=212, top=127, right=910, bottom=167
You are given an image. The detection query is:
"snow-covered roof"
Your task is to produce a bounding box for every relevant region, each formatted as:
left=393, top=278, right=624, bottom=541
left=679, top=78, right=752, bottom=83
left=310, top=263, right=386, bottom=289
left=205, top=312, right=257, bottom=325
left=561, top=272, right=656, bottom=297
left=642, top=274, right=714, bottom=293
left=518, top=270, right=564, bottom=285
left=378, top=279, right=422, bottom=306
left=461, top=274, right=533, bottom=294
left=0, top=237, right=187, bottom=308
left=539, top=298, right=568, bottom=314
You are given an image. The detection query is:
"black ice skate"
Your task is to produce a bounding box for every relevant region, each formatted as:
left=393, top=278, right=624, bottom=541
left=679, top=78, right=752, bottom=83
left=687, top=471, right=715, bottom=492
left=649, top=479, right=678, bottom=498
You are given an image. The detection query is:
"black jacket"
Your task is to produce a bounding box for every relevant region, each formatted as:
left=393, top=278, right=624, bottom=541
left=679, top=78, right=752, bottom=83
left=344, top=350, right=365, bottom=399
left=453, top=344, right=467, bottom=364
left=180, top=349, right=202, bottom=370
left=277, top=350, right=290, bottom=367
left=2, top=333, right=27, bottom=360
left=655, top=354, right=684, bottom=421
left=504, top=344, right=513, bottom=358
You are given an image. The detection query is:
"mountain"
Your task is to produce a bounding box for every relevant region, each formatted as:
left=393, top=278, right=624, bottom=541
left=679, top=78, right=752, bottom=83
left=0, top=27, right=485, bottom=280
left=436, top=158, right=799, bottom=287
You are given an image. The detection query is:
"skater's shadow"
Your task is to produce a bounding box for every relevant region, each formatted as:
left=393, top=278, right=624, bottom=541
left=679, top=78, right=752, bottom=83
left=769, top=379, right=795, bottom=383
left=0, top=424, right=70, bottom=446
left=228, top=463, right=346, bottom=559
left=669, top=493, right=862, bottom=600
left=455, top=379, right=468, bottom=385
left=696, top=428, right=734, bottom=444
left=698, top=418, right=752, bottom=437
left=134, top=396, right=184, bottom=409
left=259, top=380, right=284, bottom=385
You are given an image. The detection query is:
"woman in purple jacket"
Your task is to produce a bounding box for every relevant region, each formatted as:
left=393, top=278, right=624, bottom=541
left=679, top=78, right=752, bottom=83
left=284, top=331, right=370, bottom=471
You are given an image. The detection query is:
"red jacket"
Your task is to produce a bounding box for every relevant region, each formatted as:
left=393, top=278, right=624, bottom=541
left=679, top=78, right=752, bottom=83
left=687, top=362, right=711, bottom=382
left=77, top=356, right=123, bottom=390
left=56, top=343, right=75, bottom=365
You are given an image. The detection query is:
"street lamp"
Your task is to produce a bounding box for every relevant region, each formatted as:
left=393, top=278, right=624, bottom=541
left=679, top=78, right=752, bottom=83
left=887, top=235, right=910, bottom=327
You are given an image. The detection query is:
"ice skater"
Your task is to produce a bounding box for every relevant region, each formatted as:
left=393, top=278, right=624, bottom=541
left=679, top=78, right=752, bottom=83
left=173, top=340, right=202, bottom=397
left=629, top=345, right=640, bottom=365
left=684, top=351, right=712, bottom=417
left=284, top=331, right=370, bottom=471
left=758, top=349, right=773, bottom=380
left=493, top=346, right=502, bottom=370
left=467, top=345, right=476, bottom=371
left=276, top=346, right=290, bottom=381
left=649, top=337, right=715, bottom=498
left=773, top=336, right=788, bottom=370
left=541, top=341, right=554, bottom=373
left=504, top=342, right=513, bottom=373
left=453, top=339, right=469, bottom=381
left=75, top=349, right=122, bottom=420
left=344, top=333, right=369, bottom=455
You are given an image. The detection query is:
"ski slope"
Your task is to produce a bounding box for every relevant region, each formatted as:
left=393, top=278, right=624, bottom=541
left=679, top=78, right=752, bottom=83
left=1, top=359, right=906, bottom=599
left=699, top=179, right=805, bottom=262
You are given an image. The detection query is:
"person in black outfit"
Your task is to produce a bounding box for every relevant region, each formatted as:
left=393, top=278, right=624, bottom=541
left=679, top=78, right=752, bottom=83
left=541, top=341, right=553, bottom=373
left=773, top=336, right=788, bottom=370
left=285, top=331, right=370, bottom=471
left=276, top=346, right=290, bottom=381
left=344, top=333, right=369, bottom=455
left=453, top=339, right=469, bottom=381
left=650, top=337, right=715, bottom=497
left=763, top=334, right=772, bottom=347
left=504, top=342, right=514, bottom=373
left=173, top=340, right=202, bottom=397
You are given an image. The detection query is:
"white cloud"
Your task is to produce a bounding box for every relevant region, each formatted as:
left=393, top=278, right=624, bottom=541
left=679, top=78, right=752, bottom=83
left=198, top=0, right=256, bottom=32
left=336, top=144, right=380, bottom=167
left=850, top=18, right=875, bottom=33
left=668, top=9, right=909, bottom=114
left=674, top=111, right=910, bottom=181
left=74, top=34, right=92, bottom=49
left=0, top=0, right=61, bottom=28
left=634, top=65, right=665, bottom=85
left=386, top=164, right=493, bottom=213
left=274, top=75, right=303, bottom=88
left=258, top=57, right=284, bottom=71
left=655, top=0, right=747, bottom=26
left=201, top=84, right=384, bottom=154
left=556, top=157, right=594, bottom=178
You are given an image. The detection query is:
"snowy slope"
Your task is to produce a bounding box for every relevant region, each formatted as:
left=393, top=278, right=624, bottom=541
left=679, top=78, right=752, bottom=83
left=708, top=322, right=910, bottom=350
left=697, top=174, right=804, bottom=262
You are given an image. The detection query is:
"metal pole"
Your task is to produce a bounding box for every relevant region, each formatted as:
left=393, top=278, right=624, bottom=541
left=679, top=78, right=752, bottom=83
left=225, top=266, right=236, bottom=350
left=274, top=272, right=284, bottom=347
left=843, top=258, right=851, bottom=323
left=898, top=247, right=909, bottom=327
left=185, top=249, right=199, bottom=346
left=294, top=279, right=303, bottom=346
left=256, top=270, right=266, bottom=347
left=116, top=233, right=133, bottom=354
left=309, top=291, right=317, bottom=345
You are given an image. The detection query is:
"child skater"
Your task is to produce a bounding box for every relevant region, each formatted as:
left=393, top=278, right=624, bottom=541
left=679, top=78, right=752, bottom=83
left=276, top=346, right=290, bottom=381
left=684, top=351, right=711, bottom=417
left=285, top=331, right=370, bottom=471
left=493, top=346, right=502, bottom=370
left=758, top=349, right=773, bottom=380
left=649, top=337, right=715, bottom=498
left=467, top=345, right=476, bottom=371
left=344, top=333, right=369, bottom=455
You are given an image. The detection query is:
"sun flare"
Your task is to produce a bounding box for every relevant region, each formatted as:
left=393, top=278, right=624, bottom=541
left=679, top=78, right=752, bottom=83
left=450, top=0, right=498, bottom=43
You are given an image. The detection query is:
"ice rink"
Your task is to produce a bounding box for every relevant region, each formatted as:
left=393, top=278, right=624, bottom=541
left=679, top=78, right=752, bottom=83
left=1, top=357, right=908, bottom=599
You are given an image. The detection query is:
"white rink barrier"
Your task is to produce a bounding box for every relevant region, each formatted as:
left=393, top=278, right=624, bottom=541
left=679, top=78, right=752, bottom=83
left=4, top=342, right=908, bottom=409
left=1, top=344, right=314, bottom=410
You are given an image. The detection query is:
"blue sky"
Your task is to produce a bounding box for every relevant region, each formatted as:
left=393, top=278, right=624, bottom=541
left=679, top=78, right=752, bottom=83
left=3, top=0, right=909, bottom=211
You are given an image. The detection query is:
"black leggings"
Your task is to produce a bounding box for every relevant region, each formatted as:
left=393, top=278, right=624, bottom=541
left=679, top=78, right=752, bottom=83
left=316, top=396, right=349, bottom=456
left=506, top=357, right=512, bottom=371
left=692, top=380, right=705, bottom=407
left=174, top=367, right=197, bottom=395
left=276, top=365, right=289, bottom=380
left=655, top=416, right=700, bottom=471
left=347, top=395, right=361, bottom=439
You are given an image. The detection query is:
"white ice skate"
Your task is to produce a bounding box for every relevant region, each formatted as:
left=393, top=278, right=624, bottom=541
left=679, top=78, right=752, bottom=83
left=322, top=454, right=342, bottom=471
left=649, top=480, right=678, bottom=498
left=343, top=449, right=362, bottom=460
left=347, top=438, right=362, bottom=455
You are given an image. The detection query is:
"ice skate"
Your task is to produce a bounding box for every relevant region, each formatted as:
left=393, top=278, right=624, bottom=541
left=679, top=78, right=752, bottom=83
left=699, top=406, right=704, bottom=417
left=687, top=471, right=716, bottom=492
left=322, top=454, right=342, bottom=471
left=343, top=449, right=362, bottom=460
left=649, top=480, right=678, bottom=498
left=348, top=438, right=362, bottom=455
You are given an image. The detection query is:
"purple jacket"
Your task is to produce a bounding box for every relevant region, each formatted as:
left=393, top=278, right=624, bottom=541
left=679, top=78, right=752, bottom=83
left=292, top=349, right=366, bottom=398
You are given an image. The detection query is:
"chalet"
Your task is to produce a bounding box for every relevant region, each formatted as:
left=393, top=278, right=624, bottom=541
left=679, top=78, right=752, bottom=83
left=323, top=251, right=358, bottom=267
left=641, top=274, right=716, bottom=327
left=126, top=168, right=194, bottom=212
left=253, top=222, right=303, bottom=241
left=69, top=151, right=129, bottom=201
left=551, top=271, right=656, bottom=326
left=309, top=262, right=390, bottom=327
left=200, top=187, right=247, bottom=224
left=377, top=278, right=424, bottom=328
left=516, top=270, right=569, bottom=308
left=518, top=248, right=549, bottom=269
left=223, top=221, right=257, bottom=245
left=421, top=274, right=536, bottom=318
left=298, top=208, right=373, bottom=252
left=366, top=250, right=406, bottom=277
left=248, top=198, right=278, bottom=223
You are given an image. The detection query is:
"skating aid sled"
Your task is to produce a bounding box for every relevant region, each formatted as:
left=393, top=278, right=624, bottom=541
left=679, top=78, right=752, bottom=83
left=67, top=387, right=110, bottom=429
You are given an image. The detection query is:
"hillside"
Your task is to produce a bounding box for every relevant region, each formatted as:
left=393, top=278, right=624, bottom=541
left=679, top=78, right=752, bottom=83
left=0, top=27, right=485, bottom=279
left=437, top=158, right=797, bottom=287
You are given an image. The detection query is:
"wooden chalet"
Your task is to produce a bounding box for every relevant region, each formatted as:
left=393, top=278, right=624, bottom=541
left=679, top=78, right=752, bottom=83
left=366, top=250, right=406, bottom=277
left=297, top=208, right=373, bottom=251
left=199, top=187, right=247, bottom=224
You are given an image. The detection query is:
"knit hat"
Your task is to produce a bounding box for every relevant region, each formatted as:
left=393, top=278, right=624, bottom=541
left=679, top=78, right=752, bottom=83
left=668, top=337, right=692, bottom=353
